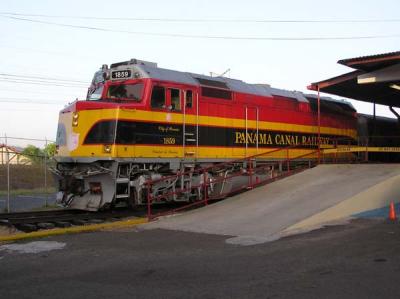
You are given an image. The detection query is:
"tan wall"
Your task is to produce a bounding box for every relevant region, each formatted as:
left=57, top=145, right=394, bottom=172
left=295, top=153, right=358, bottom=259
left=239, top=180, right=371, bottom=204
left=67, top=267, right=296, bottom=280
left=0, top=149, right=31, bottom=165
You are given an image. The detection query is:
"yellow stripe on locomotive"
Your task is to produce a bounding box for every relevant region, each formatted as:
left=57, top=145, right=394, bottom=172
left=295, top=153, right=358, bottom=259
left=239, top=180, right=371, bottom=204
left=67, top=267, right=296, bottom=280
left=56, top=107, right=356, bottom=160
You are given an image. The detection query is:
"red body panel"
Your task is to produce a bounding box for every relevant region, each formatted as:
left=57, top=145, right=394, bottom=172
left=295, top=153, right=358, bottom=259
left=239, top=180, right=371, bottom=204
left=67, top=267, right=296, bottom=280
left=72, top=78, right=356, bottom=131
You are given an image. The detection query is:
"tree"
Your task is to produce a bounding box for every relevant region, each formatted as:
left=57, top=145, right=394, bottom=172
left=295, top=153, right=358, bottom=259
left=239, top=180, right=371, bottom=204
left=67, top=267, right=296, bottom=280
left=21, top=143, right=56, bottom=165
left=44, top=143, right=56, bottom=158
left=22, top=145, right=44, bottom=165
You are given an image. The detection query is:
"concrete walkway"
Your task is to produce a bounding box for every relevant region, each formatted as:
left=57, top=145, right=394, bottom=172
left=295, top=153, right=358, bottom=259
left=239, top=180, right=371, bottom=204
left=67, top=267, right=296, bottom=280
left=146, top=164, right=400, bottom=245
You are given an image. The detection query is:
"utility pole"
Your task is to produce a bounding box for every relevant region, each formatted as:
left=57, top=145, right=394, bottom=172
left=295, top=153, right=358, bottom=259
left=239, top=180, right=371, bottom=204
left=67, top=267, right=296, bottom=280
left=5, top=133, right=10, bottom=213
left=44, top=137, right=48, bottom=208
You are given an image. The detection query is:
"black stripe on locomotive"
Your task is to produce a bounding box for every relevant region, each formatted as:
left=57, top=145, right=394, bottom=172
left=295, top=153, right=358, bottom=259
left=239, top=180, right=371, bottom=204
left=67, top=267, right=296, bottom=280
left=84, top=120, right=351, bottom=149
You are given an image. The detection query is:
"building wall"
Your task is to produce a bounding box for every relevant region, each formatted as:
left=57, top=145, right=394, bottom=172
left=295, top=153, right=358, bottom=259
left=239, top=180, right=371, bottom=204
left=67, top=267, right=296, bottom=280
left=0, top=146, right=30, bottom=165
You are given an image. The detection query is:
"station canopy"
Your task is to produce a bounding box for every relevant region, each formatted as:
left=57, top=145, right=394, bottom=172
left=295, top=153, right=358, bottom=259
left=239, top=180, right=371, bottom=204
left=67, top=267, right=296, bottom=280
left=308, top=51, right=400, bottom=108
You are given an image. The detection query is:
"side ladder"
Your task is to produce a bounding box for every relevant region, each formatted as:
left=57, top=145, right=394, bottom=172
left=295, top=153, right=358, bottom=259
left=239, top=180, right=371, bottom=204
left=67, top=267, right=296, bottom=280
left=115, top=164, right=131, bottom=200
left=183, top=90, right=199, bottom=158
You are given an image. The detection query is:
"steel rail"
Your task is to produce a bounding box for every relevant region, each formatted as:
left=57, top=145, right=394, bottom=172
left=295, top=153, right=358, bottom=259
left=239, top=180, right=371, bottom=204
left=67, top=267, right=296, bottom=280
left=0, top=209, right=145, bottom=231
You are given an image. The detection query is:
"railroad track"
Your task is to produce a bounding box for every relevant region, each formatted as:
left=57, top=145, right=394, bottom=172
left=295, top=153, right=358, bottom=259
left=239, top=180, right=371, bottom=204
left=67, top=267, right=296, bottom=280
left=0, top=208, right=146, bottom=232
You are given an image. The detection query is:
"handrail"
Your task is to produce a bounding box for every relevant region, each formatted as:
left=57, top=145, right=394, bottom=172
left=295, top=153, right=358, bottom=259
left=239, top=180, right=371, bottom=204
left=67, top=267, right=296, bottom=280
left=144, top=135, right=400, bottom=220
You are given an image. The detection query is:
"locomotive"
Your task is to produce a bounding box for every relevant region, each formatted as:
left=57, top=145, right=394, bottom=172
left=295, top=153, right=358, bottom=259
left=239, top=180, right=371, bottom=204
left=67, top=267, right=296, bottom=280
left=53, top=59, right=358, bottom=211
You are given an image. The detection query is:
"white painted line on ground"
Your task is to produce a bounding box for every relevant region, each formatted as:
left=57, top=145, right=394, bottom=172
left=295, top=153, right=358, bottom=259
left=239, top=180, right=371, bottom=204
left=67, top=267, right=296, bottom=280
left=0, top=241, right=66, bottom=254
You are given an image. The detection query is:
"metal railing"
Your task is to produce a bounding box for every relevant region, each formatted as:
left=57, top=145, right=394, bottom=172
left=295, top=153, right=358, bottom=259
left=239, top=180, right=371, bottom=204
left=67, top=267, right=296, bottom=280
left=1, top=134, right=399, bottom=215
left=320, top=136, right=400, bottom=163
left=145, top=144, right=319, bottom=220
left=144, top=135, right=400, bottom=220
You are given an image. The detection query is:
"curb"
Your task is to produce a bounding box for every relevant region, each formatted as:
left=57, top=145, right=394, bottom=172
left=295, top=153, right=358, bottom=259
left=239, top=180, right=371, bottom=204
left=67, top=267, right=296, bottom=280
left=0, top=217, right=148, bottom=242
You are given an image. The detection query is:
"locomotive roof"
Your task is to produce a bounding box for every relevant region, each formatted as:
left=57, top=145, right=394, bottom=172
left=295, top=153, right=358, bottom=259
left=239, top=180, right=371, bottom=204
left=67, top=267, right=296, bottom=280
left=108, top=59, right=353, bottom=108
left=304, top=94, right=356, bottom=110
left=358, top=113, right=397, bottom=122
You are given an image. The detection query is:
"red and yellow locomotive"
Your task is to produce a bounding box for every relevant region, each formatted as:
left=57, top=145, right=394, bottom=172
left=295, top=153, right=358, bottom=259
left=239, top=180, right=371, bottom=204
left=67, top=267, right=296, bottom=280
left=53, top=59, right=357, bottom=210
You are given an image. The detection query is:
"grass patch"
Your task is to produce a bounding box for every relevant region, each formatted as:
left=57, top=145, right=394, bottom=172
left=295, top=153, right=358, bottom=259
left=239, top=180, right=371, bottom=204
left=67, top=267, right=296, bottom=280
left=0, top=165, right=55, bottom=191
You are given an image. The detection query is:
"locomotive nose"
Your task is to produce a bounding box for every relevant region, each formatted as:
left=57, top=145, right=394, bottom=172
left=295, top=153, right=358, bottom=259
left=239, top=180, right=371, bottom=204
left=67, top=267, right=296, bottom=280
left=54, top=102, right=78, bottom=158
left=55, top=122, right=66, bottom=154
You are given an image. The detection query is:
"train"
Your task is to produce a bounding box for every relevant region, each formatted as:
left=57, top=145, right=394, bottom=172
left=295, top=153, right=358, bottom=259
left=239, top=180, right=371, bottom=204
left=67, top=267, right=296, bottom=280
left=52, top=58, right=362, bottom=211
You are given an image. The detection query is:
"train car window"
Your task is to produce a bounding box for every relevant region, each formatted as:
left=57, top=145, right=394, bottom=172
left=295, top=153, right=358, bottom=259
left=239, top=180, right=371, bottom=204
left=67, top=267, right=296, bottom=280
left=186, top=90, right=193, bottom=108
left=194, top=77, right=229, bottom=89
left=84, top=121, right=115, bottom=144
left=116, top=122, right=136, bottom=144
left=151, top=86, right=166, bottom=109
left=201, top=87, right=232, bottom=100
left=170, top=88, right=181, bottom=111
left=108, top=83, right=143, bottom=101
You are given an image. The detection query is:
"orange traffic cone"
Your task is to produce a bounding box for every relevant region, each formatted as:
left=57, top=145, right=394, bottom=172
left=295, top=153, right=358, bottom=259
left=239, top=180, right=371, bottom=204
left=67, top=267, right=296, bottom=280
left=389, top=201, right=396, bottom=221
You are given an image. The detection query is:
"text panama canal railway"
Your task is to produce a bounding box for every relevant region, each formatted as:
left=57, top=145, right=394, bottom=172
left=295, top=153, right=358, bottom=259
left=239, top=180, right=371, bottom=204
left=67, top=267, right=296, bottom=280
left=52, top=58, right=364, bottom=211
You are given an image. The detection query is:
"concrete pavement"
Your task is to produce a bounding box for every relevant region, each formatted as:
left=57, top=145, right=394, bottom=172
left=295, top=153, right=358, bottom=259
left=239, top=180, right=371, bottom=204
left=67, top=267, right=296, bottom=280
left=1, top=219, right=400, bottom=299
left=147, top=165, right=400, bottom=245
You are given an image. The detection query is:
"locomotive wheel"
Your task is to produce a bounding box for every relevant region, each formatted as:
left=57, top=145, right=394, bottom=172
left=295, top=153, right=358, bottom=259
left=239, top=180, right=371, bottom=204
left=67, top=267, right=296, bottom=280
left=99, top=202, right=113, bottom=211
left=190, top=187, right=202, bottom=202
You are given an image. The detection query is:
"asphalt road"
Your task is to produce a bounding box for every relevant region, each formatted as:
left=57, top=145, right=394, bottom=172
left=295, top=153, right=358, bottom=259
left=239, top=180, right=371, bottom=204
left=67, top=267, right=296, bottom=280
left=0, top=194, right=56, bottom=212
left=1, top=219, right=400, bottom=299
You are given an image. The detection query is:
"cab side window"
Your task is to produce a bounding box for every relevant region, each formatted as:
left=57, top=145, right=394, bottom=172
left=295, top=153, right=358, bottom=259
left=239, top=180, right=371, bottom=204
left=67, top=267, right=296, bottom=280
left=186, top=90, right=193, bottom=109
left=170, top=88, right=181, bottom=111
left=151, top=86, right=166, bottom=109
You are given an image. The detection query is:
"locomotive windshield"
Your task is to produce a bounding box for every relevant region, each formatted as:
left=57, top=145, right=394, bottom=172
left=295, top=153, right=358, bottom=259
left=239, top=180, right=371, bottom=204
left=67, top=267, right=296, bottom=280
left=87, top=69, right=105, bottom=101
left=107, top=83, right=144, bottom=101
left=88, top=86, right=104, bottom=100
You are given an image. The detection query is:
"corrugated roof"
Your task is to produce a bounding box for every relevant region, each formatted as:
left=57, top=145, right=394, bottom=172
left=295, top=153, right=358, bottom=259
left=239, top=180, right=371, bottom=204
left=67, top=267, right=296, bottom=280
left=338, top=51, right=400, bottom=65
left=308, top=70, right=364, bottom=90
left=338, top=51, right=400, bottom=72
left=309, top=51, right=400, bottom=107
left=0, top=144, right=22, bottom=153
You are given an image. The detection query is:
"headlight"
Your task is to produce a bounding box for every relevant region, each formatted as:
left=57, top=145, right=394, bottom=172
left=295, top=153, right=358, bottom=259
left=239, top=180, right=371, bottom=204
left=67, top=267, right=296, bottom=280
left=72, top=112, right=79, bottom=126
left=103, top=144, right=112, bottom=153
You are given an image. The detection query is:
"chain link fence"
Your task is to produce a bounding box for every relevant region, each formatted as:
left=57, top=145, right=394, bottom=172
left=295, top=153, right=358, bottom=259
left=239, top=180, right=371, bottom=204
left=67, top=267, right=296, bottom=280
left=0, top=136, right=57, bottom=213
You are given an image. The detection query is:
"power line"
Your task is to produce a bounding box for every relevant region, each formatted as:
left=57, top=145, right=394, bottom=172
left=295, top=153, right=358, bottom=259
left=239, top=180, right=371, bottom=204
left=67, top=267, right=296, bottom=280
left=1, top=15, right=399, bottom=41
left=0, top=77, right=87, bottom=88
left=0, top=136, right=55, bottom=142
left=0, top=75, right=88, bottom=87
left=0, top=44, right=98, bottom=60
left=0, top=107, right=54, bottom=112
left=1, top=12, right=399, bottom=23
left=0, top=87, right=78, bottom=97
left=0, top=97, right=69, bottom=105
left=0, top=75, right=87, bottom=87
left=0, top=78, right=87, bottom=88
left=0, top=73, right=88, bottom=84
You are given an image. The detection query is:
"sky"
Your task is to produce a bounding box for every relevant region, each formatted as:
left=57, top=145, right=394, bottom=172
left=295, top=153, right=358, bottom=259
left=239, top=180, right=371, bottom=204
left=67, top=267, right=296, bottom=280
left=0, top=0, right=399, bottom=147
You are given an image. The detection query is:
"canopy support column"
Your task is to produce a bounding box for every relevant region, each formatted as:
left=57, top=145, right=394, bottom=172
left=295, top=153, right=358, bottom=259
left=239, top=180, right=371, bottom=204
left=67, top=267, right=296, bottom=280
left=317, top=85, right=321, bottom=164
